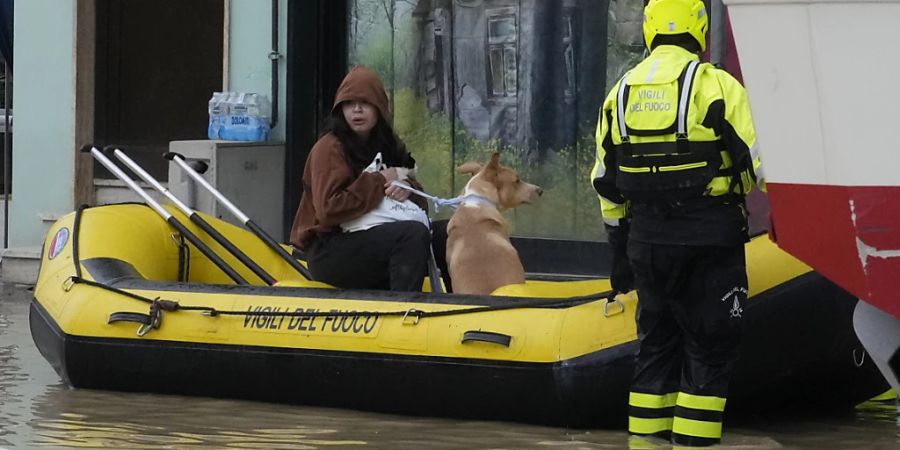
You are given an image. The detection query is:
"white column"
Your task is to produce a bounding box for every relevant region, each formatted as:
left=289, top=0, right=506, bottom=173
left=9, top=0, right=77, bottom=247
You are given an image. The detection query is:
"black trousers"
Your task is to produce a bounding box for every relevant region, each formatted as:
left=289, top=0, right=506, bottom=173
left=626, top=241, right=746, bottom=446
left=307, top=220, right=451, bottom=292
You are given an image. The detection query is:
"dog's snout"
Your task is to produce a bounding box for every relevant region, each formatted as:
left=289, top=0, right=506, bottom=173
left=536, top=187, right=544, bottom=196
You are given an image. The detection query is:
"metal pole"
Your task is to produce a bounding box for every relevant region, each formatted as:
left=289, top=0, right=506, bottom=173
left=112, top=148, right=276, bottom=285
left=270, top=0, right=280, bottom=128
left=83, top=146, right=248, bottom=285
left=165, top=151, right=313, bottom=280
left=3, top=60, right=10, bottom=249
left=710, top=0, right=726, bottom=67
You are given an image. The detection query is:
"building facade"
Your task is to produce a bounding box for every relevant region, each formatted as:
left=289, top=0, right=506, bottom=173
left=7, top=1, right=746, bottom=278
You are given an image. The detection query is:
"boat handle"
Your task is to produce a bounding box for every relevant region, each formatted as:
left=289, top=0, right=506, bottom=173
left=462, top=330, right=511, bottom=347
left=109, top=299, right=165, bottom=337
left=108, top=312, right=151, bottom=326
left=605, top=297, right=625, bottom=317
left=402, top=308, right=421, bottom=326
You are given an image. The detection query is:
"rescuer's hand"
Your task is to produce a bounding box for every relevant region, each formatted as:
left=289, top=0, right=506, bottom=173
left=384, top=180, right=412, bottom=202
left=610, top=249, right=635, bottom=293
left=606, top=222, right=634, bottom=293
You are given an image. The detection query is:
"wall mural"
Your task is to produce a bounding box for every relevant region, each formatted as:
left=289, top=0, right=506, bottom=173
left=348, top=0, right=644, bottom=240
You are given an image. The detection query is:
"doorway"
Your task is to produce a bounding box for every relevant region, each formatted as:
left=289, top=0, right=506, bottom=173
left=94, top=0, right=224, bottom=181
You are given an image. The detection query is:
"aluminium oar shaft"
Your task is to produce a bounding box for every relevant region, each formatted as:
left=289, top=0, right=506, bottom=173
left=165, top=152, right=314, bottom=280
left=85, top=146, right=248, bottom=285
left=113, top=149, right=276, bottom=286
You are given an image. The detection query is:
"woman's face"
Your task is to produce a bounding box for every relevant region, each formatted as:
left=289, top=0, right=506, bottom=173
left=342, top=100, right=378, bottom=139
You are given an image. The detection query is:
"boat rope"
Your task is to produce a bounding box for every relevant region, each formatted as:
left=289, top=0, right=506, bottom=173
left=66, top=204, right=621, bottom=337
left=65, top=275, right=618, bottom=336
left=174, top=233, right=191, bottom=282
left=72, top=205, right=87, bottom=280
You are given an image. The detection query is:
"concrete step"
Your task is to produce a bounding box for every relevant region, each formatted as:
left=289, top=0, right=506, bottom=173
left=1, top=246, right=41, bottom=286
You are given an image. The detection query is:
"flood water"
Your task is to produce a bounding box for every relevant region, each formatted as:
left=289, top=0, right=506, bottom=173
left=1, top=283, right=898, bottom=449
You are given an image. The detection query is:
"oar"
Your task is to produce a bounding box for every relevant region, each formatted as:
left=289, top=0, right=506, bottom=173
left=164, top=151, right=314, bottom=280
left=82, top=145, right=248, bottom=285
left=111, top=147, right=277, bottom=286
left=426, top=238, right=443, bottom=294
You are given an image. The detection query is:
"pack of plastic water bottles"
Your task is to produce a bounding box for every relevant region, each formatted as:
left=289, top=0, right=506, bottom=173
left=208, top=92, right=271, bottom=141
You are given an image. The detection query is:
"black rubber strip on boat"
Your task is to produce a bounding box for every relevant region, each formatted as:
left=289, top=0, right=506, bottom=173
left=462, top=330, right=512, bottom=347
left=72, top=204, right=86, bottom=279
left=108, top=312, right=151, bottom=325
left=176, top=234, right=189, bottom=283
left=81, top=257, right=613, bottom=308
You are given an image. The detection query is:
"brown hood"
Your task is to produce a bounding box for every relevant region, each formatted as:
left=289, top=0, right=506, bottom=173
left=332, top=66, right=391, bottom=123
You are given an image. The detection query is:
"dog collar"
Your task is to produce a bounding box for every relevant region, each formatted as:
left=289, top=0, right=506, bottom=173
left=388, top=181, right=498, bottom=211
left=458, top=194, right=498, bottom=209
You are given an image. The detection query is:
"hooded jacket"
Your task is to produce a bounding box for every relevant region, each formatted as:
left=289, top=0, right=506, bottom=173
left=290, top=66, right=427, bottom=251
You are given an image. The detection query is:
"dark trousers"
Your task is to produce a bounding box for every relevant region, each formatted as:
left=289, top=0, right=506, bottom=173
left=626, top=241, right=746, bottom=447
left=308, top=220, right=451, bottom=292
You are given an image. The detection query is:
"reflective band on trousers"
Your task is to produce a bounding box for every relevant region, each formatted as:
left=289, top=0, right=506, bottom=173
left=629, top=416, right=673, bottom=435
left=672, top=416, right=723, bottom=439
left=630, top=392, right=677, bottom=409
left=676, top=392, right=727, bottom=411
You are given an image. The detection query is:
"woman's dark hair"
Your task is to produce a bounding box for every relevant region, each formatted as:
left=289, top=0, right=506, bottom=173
left=323, top=105, right=415, bottom=174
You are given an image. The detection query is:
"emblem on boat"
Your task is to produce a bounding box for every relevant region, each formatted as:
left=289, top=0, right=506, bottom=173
left=48, top=227, right=70, bottom=260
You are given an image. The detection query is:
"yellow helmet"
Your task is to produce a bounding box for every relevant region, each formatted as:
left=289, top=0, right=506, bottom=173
left=643, top=0, right=709, bottom=52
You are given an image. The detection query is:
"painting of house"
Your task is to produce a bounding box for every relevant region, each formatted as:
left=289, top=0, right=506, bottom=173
left=411, top=0, right=609, bottom=156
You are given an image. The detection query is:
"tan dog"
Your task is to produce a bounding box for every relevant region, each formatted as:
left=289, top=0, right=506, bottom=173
left=446, top=153, right=543, bottom=295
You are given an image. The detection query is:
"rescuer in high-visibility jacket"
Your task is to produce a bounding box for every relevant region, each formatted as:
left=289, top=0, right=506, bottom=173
left=591, top=0, right=765, bottom=446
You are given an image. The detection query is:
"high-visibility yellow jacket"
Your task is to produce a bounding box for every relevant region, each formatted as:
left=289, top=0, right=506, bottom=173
left=592, top=45, right=765, bottom=245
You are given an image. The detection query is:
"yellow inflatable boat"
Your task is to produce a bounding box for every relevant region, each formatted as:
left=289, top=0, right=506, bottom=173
left=30, top=203, right=887, bottom=426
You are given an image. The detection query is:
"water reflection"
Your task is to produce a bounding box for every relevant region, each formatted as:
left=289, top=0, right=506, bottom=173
left=2, top=284, right=899, bottom=449
left=26, top=385, right=640, bottom=449
left=29, top=387, right=368, bottom=449
left=0, top=289, right=31, bottom=448
left=856, top=396, right=898, bottom=422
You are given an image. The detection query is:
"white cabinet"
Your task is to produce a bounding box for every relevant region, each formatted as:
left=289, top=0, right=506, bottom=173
left=168, top=140, right=285, bottom=240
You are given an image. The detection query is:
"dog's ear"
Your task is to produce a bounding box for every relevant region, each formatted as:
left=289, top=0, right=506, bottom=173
left=486, top=152, right=501, bottom=170
left=456, top=162, right=482, bottom=175
left=479, top=152, right=501, bottom=181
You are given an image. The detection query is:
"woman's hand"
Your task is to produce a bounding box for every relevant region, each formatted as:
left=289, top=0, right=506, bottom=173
left=378, top=167, right=399, bottom=183
left=384, top=179, right=412, bottom=202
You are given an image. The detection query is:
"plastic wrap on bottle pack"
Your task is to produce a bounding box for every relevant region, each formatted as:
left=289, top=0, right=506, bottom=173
left=218, top=93, right=271, bottom=141
left=207, top=92, right=229, bottom=139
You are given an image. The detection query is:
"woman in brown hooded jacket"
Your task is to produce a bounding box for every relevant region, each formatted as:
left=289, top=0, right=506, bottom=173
left=289, top=66, right=441, bottom=292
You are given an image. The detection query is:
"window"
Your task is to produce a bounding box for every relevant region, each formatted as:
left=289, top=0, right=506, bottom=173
left=563, top=11, right=576, bottom=98
left=343, top=0, right=610, bottom=243
left=486, top=8, right=517, bottom=97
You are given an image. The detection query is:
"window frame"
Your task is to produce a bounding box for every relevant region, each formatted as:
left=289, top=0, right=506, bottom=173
left=485, top=7, right=518, bottom=98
